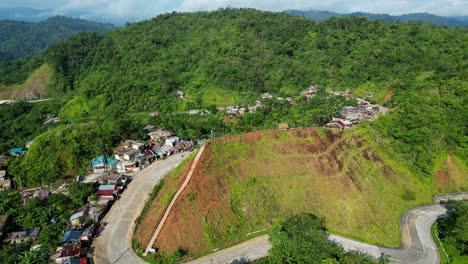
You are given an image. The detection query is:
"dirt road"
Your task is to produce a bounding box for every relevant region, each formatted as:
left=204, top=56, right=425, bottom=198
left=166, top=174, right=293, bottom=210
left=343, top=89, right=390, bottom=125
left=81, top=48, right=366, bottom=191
left=188, top=201, right=464, bottom=264
left=144, top=145, right=206, bottom=255
left=92, top=152, right=189, bottom=264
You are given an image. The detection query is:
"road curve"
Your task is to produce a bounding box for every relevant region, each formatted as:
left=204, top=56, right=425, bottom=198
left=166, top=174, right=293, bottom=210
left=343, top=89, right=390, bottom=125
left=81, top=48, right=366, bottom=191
left=92, top=152, right=189, bottom=264
left=188, top=200, right=466, bottom=264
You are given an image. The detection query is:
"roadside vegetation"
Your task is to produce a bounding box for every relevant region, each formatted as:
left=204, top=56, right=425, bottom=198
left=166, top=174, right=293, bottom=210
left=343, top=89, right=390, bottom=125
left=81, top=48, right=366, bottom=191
left=257, top=213, right=386, bottom=263
left=433, top=201, right=468, bottom=264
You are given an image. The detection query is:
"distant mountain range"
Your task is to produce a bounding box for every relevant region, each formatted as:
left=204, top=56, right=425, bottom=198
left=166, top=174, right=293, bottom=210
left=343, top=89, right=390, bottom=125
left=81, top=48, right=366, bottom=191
left=0, top=16, right=115, bottom=59
left=285, top=10, right=468, bottom=27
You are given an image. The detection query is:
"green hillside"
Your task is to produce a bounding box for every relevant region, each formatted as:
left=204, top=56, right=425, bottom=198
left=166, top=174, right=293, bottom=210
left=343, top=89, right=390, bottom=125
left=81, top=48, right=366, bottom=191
left=137, top=128, right=466, bottom=256
left=0, top=16, right=115, bottom=59
left=285, top=10, right=468, bottom=27
left=1, top=8, right=466, bottom=187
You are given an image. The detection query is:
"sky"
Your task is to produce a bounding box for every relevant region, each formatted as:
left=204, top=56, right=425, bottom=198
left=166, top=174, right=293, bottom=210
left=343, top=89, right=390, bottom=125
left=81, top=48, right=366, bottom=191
left=1, top=0, right=467, bottom=24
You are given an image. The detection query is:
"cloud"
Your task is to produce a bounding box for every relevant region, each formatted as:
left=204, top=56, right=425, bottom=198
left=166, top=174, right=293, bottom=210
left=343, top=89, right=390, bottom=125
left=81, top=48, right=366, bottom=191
left=2, top=0, right=468, bottom=24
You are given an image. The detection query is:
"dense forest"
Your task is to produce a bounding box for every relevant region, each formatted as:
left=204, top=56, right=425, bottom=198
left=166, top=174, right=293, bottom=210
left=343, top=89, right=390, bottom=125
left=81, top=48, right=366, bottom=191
left=285, top=10, right=468, bottom=27
left=0, top=8, right=466, bottom=185
left=0, top=16, right=114, bottom=59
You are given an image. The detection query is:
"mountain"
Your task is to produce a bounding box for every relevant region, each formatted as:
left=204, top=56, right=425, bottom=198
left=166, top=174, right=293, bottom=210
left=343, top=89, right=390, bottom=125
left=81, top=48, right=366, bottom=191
left=0, top=16, right=115, bottom=59
left=0, top=7, right=48, bottom=22
left=1, top=9, right=466, bottom=186
left=285, top=10, right=468, bottom=27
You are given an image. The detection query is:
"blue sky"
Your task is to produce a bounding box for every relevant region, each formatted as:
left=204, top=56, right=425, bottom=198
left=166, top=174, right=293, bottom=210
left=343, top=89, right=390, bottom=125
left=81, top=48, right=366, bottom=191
left=2, top=0, right=467, bottom=24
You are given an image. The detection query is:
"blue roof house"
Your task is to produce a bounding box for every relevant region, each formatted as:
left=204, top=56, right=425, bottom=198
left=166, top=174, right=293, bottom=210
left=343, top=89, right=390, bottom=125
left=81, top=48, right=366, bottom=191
left=91, top=155, right=118, bottom=174
left=10, top=148, right=25, bottom=156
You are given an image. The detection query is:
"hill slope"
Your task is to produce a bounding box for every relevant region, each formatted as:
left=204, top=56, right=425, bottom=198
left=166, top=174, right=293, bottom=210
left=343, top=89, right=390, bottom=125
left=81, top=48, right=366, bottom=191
left=285, top=10, right=468, bottom=27
left=135, top=128, right=467, bottom=257
left=0, top=16, right=115, bottom=59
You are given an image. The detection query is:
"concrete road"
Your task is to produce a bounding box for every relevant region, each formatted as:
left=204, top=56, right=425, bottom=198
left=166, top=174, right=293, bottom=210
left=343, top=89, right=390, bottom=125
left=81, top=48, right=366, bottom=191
left=92, top=152, right=189, bottom=264
left=188, top=203, right=455, bottom=264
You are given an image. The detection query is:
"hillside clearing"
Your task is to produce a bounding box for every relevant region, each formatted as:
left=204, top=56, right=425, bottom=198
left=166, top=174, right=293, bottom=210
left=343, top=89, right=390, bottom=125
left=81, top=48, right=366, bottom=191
left=135, top=128, right=467, bottom=257
left=0, top=63, right=50, bottom=100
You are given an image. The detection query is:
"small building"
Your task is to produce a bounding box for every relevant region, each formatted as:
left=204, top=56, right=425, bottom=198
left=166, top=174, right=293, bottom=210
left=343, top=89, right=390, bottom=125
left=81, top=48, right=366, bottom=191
left=97, top=174, right=122, bottom=184
left=164, top=136, right=180, bottom=147
left=9, top=148, right=24, bottom=156
left=51, top=242, right=87, bottom=264
left=0, top=215, right=9, bottom=240
left=21, top=188, right=50, bottom=204
left=147, top=129, right=174, bottom=142
left=260, top=93, right=273, bottom=99
left=60, top=230, right=84, bottom=244
left=95, top=185, right=121, bottom=201
left=3, top=227, right=40, bottom=244
left=176, top=90, right=184, bottom=98
left=278, top=123, right=289, bottom=130
left=91, top=156, right=118, bottom=174
left=0, top=170, right=12, bottom=190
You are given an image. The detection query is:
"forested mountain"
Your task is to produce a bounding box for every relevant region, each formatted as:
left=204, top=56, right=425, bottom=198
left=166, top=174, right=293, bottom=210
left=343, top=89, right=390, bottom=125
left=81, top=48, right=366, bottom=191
left=1, top=8, right=466, bottom=186
left=0, top=16, right=115, bottom=59
left=285, top=10, right=468, bottom=27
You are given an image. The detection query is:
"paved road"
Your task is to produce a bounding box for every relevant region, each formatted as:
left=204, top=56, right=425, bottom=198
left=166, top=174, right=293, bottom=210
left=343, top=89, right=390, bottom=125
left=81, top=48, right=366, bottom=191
left=92, top=152, right=189, bottom=264
left=188, top=203, right=458, bottom=264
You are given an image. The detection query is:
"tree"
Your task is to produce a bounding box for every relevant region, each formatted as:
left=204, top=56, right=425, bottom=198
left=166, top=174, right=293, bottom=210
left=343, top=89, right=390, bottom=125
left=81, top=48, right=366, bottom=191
left=268, top=213, right=343, bottom=263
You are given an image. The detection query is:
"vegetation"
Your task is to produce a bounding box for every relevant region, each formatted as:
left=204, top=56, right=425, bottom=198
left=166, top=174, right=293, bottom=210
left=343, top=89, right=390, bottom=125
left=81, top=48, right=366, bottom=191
left=433, top=201, right=468, bottom=263
left=136, top=128, right=466, bottom=257
left=0, top=182, right=96, bottom=263
left=257, top=213, right=383, bottom=263
left=0, top=16, right=114, bottom=60
left=285, top=10, right=468, bottom=27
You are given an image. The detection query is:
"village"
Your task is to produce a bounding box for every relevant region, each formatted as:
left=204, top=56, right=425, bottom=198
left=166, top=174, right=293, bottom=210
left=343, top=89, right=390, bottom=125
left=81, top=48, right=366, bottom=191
left=0, top=127, right=195, bottom=263
left=178, top=84, right=386, bottom=129
left=0, top=84, right=387, bottom=264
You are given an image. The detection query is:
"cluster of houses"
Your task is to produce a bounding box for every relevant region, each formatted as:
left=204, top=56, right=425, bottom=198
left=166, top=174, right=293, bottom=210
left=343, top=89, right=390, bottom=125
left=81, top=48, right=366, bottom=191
left=91, top=129, right=194, bottom=175
left=326, top=98, right=381, bottom=129
left=51, top=174, right=131, bottom=263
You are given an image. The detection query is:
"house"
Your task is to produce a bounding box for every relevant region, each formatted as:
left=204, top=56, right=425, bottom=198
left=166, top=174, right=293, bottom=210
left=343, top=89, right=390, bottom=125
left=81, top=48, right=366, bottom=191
left=260, top=93, right=273, bottom=99
left=144, top=149, right=156, bottom=163
left=51, top=242, right=87, bottom=264
left=188, top=109, right=201, bottom=115
left=95, top=185, right=121, bottom=201
left=176, top=90, right=184, bottom=98
left=147, top=129, right=174, bottom=142
left=3, top=227, right=40, bottom=244
left=97, top=174, right=122, bottom=184
left=132, top=142, right=144, bottom=150
left=149, top=111, right=160, bottom=117
left=91, top=156, right=118, bottom=174
left=326, top=121, right=345, bottom=129
left=143, top=125, right=155, bottom=133
left=70, top=211, right=85, bottom=227
left=60, top=230, right=84, bottom=244
left=278, top=123, right=289, bottom=130
left=44, top=115, right=60, bottom=125
left=0, top=170, right=12, bottom=190
left=153, top=145, right=173, bottom=159
left=0, top=215, right=9, bottom=240
left=165, top=136, right=180, bottom=147
left=9, top=148, right=24, bottom=156
left=80, top=225, right=97, bottom=246
left=116, top=159, right=140, bottom=173
left=21, top=188, right=50, bottom=204
left=25, top=140, right=34, bottom=149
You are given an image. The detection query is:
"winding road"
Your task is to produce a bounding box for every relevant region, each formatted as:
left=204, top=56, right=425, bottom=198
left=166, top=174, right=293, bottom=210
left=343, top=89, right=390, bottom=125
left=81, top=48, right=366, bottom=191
left=92, top=152, right=189, bottom=264
left=189, top=199, right=466, bottom=264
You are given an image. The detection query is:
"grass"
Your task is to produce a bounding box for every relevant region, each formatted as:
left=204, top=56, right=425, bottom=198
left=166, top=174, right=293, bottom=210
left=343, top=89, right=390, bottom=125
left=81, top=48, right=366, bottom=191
left=0, top=64, right=51, bottom=100
left=432, top=222, right=449, bottom=264
left=136, top=128, right=467, bottom=257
